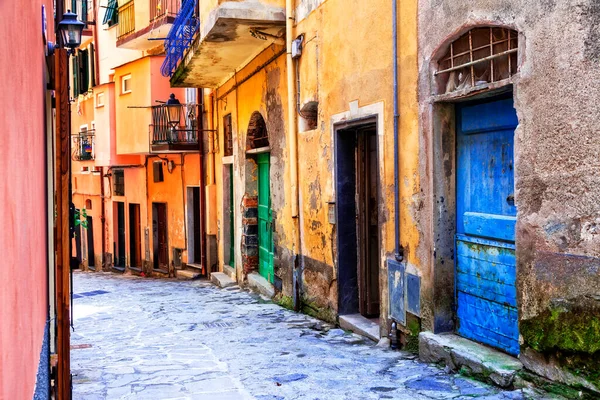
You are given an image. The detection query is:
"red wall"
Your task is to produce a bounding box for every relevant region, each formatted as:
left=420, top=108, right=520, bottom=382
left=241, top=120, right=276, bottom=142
left=0, top=1, right=53, bottom=398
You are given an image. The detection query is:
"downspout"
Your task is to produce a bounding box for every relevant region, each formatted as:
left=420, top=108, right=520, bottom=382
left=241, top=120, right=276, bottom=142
left=91, top=0, right=100, bottom=86
left=198, top=88, right=207, bottom=270
left=286, top=0, right=302, bottom=310
left=100, top=166, right=106, bottom=269
left=392, top=0, right=403, bottom=261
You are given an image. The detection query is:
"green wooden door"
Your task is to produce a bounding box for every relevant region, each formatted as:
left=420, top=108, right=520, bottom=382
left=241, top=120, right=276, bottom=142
left=257, top=153, right=274, bottom=282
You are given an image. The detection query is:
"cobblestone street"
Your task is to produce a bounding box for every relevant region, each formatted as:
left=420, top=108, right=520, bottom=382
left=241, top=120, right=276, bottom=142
left=71, top=272, right=554, bottom=400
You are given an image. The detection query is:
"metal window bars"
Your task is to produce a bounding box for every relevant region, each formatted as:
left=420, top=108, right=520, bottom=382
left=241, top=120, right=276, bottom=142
left=436, top=27, right=518, bottom=94
left=150, top=0, right=181, bottom=22
left=161, top=0, right=199, bottom=77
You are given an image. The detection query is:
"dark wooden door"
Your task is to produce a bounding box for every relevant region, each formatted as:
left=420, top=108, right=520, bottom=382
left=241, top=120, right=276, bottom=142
left=356, top=129, right=380, bottom=317
left=192, top=188, right=202, bottom=264
left=116, top=202, right=126, bottom=267
left=153, top=203, right=168, bottom=270
left=129, top=203, right=141, bottom=268
left=87, top=216, right=95, bottom=268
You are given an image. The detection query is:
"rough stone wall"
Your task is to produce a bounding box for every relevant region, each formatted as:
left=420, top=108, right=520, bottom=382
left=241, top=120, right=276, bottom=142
left=418, top=0, right=600, bottom=389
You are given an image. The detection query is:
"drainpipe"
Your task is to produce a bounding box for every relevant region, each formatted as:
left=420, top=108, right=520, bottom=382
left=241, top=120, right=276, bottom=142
left=286, top=0, right=302, bottom=310
left=392, top=0, right=403, bottom=262
left=91, top=0, right=100, bottom=85
left=198, top=88, right=207, bottom=270
left=100, top=166, right=106, bottom=269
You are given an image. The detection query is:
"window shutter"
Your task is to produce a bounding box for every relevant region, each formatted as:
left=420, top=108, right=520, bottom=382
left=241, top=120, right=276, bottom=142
left=103, top=0, right=117, bottom=25
left=72, top=56, right=79, bottom=98
left=89, top=43, right=96, bottom=88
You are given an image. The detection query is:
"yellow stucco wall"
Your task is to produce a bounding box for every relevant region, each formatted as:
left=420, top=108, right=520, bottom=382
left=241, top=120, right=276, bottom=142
left=175, top=0, right=420, bottom=331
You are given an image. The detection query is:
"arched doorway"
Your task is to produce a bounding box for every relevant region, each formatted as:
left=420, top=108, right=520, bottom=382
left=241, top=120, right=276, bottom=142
left=244, top=112, right=273, bottom=283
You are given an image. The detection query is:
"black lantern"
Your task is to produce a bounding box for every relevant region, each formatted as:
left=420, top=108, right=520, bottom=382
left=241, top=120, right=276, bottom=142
left=166, top=93, right=182, bottom=127
left=58, top=11, right=85, bottom=53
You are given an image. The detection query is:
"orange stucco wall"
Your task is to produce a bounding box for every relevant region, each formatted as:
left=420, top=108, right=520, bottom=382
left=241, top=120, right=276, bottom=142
left=114, top=56, right=185, bottom=155
left=0, top=0, right=54, bottom=397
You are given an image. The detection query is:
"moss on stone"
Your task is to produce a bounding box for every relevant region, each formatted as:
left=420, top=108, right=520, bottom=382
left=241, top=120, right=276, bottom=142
left=274, top=294, right=295, bottom=311
left=520, top=299, right=600, bottom=354
left=300, top=298, right=337, bottom=323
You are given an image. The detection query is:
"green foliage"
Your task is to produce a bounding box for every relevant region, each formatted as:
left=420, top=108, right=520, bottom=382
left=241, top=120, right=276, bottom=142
left=74, top=208, right=89, bottom=230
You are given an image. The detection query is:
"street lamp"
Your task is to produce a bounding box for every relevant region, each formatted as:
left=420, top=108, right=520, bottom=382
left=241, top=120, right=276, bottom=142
left=166, top=94, right=182, bottom=142
left=57, top=11, right=85, bottom=55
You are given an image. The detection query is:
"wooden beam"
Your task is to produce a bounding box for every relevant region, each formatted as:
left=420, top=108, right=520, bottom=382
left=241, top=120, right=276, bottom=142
left=54, top=47, right=72, bottom=400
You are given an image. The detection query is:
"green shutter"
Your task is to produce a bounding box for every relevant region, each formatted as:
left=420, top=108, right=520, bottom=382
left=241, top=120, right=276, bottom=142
left=102, top=0, right=117, bottom=25
left=72, top=56, right=78, bottom=98
left=89, top=43, right=95, bottom=88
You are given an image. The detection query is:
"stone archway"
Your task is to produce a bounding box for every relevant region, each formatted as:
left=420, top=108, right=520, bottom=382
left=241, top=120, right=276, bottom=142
left=241, top=112, right=271, bottom=278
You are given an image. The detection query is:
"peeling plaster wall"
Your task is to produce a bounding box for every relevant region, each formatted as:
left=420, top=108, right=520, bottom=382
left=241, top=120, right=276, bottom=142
left=418, top=0, right=600, bottom=388
left=292, top=0, right=419, bottom=329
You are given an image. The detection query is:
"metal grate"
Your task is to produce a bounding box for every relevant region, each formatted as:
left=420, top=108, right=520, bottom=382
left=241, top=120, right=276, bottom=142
left=437, top=27, right=518, bottom=94
left=161, top=0, right=199, bottom=77
left=113, top=169, right=125, bottom=196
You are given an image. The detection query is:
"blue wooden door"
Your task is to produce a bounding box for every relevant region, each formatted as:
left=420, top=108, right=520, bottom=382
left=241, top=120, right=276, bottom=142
left=456, top=97, right=519, bottom=355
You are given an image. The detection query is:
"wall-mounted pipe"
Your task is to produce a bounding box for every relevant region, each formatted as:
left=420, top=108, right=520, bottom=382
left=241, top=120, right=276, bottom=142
left=287, top=0, right=303, bottom=310
left=392, top=0, right=403, bottom=261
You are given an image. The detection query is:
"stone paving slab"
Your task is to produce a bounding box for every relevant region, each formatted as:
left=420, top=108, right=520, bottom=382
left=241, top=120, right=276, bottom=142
left=71, top=272, right=559, bottom=400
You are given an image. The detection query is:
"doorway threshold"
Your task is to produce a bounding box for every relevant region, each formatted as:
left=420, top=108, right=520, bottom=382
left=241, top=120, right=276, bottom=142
left=339, top=314, right=380, bottom=342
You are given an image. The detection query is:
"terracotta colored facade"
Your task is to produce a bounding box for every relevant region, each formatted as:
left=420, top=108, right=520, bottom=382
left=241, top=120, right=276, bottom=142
left=0, top=1, right=56, bottom=398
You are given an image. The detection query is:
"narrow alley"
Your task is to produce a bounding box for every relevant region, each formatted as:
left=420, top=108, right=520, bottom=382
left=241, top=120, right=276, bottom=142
left=71, top=273, right=551, bottom=400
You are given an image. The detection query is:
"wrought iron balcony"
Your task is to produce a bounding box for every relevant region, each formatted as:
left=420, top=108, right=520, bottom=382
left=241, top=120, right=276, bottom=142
left=161, top=0, right=199, bottom=78
left=72, top=130, right=95, bottom=161
left=150, top=104, right=200, bottom=152
left=151, top=0, right=181, bottom=22
left=161, top=0, right=285, bottom=87
left=117, top=0, right=135, bottom=40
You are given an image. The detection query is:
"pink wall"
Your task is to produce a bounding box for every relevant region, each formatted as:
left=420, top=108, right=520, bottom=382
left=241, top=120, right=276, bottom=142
left=0, top=0, right=54, bottom=398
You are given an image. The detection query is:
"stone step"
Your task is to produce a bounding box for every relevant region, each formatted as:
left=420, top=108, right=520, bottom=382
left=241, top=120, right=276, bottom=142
left=223, top=264, right=236, bottom=280
left=419, top=332, right=523, bottom=388
left=186, top=263, right=204, bottom=274
left=176, top=269, right=200, bottom=280
left=247, top=272, right=275, bottom=298
left=339, top=314, right=381, bottom=342
left=211, top=272, right=236, bottom=288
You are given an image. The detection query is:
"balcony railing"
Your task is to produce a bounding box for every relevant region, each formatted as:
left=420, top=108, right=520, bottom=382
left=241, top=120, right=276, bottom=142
left=117, top=0, right=135, bottom=40
left=72, top=131, right=95, bottom=161
left=151, top=0, right=181, bottom=22
left=150, top=104, right=200, bottom=151
left=161, top=0, right=199, bottom=77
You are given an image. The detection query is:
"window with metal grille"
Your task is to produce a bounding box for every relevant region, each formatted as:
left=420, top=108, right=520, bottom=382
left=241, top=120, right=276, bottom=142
left=224, top=114, right=233, bottom=157
left=247, top=112, right=268, bottom=150
left=436, top=27, right=518, bottom=95
left=113, top=170, right=125, bottom=196
left=153, top=161, right=164, bottom=182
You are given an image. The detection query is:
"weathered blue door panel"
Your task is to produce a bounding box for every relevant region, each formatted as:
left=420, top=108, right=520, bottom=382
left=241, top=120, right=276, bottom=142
left=456, top=97, right=519, bottom=356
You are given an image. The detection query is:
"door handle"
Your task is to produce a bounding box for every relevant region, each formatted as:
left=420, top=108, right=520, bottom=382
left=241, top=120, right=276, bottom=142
left=506, top=194, right=515, bottom=206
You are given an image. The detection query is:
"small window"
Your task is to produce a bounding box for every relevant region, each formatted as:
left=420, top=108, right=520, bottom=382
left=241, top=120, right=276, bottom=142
left=224, top=114, right=233, bottom=157
left=121, top=74, right=131, bottom=94
left=153, top=161, right=164, bottom=183
left=85, top=199, right=93, bottom=210
left=436, top=27, right=518, bottom=95
left=96, top=92, right=104, bottom=107
left=113, top=169, right=125, bottom=196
